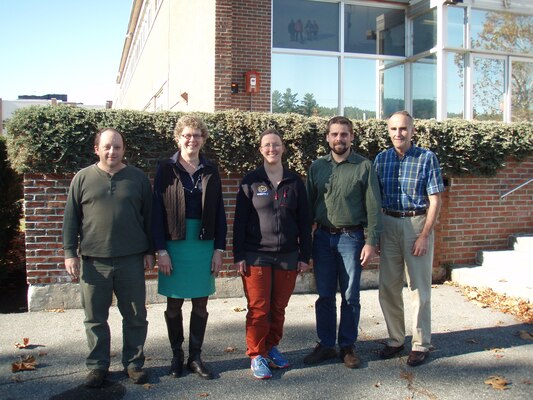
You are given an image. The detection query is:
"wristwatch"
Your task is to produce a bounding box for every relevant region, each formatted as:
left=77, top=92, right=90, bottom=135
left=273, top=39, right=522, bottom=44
left=157, top=250, right=168, bottom=256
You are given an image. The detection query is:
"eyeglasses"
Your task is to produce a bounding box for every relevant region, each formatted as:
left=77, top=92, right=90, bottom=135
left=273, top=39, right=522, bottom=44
left=261, top=143, right=282, bottom=149
left=181, top=134, right=203, bottom=140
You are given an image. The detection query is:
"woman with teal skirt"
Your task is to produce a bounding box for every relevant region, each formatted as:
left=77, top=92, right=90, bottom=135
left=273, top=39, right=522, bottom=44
left=152, top=115, right=227, bottom=379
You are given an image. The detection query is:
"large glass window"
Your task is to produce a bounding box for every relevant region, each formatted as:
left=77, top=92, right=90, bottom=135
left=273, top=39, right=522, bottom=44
left=273, top=0, right=339, bottom=51
left=344, top=5, right=404, bottom=56
left=413, top=9, right=437, bottom=55
left=447, top=6, right=465, bottom=48
left=271, top=53, right=338, bottom=117
left=511, top=59, right=533, bottom=122
left=447, top=52, right=464, bottom=119
left=412, top=56, right=436, bottom=119
left=473, top=56, right=505, bottom=121
left=344, top=58, right=377, bottom=119
left=380, top=61, right=405, bottom=119
left=471, top=10, right=533, bottom=55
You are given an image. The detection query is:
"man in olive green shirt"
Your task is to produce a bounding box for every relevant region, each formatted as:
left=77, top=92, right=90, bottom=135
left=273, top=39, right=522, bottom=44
left=304, top=116, right=382, bottom=369
left=63, top=128, right=153, bottom=388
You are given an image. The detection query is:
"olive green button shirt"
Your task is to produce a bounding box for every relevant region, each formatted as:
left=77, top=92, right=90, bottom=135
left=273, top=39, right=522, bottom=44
left=306, top=150, right=382, bottom=246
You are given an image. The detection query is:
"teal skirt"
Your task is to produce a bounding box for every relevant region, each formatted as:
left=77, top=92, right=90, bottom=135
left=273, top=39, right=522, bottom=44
left=158, top=219, right=215, bottom=299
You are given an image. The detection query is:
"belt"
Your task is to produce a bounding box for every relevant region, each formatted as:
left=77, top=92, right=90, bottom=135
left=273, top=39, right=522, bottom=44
left=383, top=209, right=426, bottom=218
left=317, top=224, right=363, bottom=234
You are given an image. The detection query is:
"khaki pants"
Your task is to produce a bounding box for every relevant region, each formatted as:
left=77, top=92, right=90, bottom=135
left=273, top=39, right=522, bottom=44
left=378, top=214, right=433, bottom=352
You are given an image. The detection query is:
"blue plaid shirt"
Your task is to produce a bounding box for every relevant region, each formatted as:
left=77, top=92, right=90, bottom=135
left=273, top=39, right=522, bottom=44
left=374, top=144, right=445, bottom=211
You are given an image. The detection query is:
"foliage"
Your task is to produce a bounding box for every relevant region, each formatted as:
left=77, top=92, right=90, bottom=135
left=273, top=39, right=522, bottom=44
left=4, top=106, right=533, bottom=177
left=0, top=136, right=23, bottom=276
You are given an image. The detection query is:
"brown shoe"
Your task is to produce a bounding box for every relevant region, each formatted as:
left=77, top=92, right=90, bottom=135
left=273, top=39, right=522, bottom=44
left=340, top=346, right=360, bottom=369
left=407, top=351, right=428, bottom=367
left=379, top=345, right=404, bottom=359
left=84, top=369, right=107, bottom=388
left=303, top=343, right=337, bottom=365
left=126, top=366, right=148, bottom=384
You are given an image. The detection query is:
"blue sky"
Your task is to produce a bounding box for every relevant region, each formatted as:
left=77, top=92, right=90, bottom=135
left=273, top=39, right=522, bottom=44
left=0, top=0, right=132, bottom=105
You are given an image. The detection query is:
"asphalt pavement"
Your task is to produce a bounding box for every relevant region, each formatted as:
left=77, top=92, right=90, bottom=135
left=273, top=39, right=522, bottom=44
left=1, top=284, right=532, bottom=400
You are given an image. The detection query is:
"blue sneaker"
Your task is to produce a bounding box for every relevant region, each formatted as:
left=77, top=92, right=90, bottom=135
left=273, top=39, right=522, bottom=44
left=251, top=355, right=272, bottom=379
left=267, top=346, right=290, bottom=369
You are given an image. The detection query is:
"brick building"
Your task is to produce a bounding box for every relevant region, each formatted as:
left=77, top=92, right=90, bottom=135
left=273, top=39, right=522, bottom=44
left=114, top=0, right=532, bottom=122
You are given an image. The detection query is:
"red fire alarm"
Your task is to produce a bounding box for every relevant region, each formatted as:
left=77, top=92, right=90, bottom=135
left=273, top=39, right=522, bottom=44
left=244, top=70, right=260, bottom=94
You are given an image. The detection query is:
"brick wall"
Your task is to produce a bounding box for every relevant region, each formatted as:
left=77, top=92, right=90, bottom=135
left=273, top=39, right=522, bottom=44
left=435, top=156, right=533, bottom=272
left=23, top=156, right=533, bottom=287
left=214, top=0, right=271, bottom=112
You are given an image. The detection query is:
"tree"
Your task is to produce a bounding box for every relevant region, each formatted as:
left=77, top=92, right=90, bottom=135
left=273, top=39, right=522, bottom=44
left=299, top=93, right=318, bottom=116
left=280, top=88, right=299, bottom=113
left=272, top=90, right=282, bottom=113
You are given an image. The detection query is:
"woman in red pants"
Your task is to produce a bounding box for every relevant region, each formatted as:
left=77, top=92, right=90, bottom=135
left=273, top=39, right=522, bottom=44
left=233, top=128, right=312, bottom=379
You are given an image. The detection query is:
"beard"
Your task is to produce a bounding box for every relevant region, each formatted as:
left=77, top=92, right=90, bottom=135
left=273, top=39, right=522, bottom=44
left=329, top=142, right=350, bottom=156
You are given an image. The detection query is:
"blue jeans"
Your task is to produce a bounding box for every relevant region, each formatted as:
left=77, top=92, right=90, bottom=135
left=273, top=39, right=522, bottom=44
left=312, top=228, right=365, bottom=348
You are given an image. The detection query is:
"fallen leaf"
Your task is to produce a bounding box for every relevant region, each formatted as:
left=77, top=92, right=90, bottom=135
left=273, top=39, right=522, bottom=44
left=12, top=355, right=38, bottom=373
left=484, top=375, right=510, bottom=390
left=521, top=379, right=532, bottom=385
left=486, top=347, right=505, bottom=353
left=197, top=393, right=210, bottom=397
left=431, top=285, right=438, bottom=288
left=399, top=370, right=414, bottom=384
left=231, top=306, right=246, bottom=312
left=374, top=381, right=381, bottom=387
left=14, top=338, right=30, bottom=349
left=45, top=308, right=65, bottom=313
left=143, top=383, right=153, bottom=389
left=518, top=330, right=533, bottom=341
left=224, top=346, right=236, bottom=353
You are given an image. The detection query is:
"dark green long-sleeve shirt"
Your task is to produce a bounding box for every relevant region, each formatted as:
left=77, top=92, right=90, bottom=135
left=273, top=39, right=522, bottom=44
left=306, top=151, right=382, bottom=246
left=62, top=164, right=153, bottom=259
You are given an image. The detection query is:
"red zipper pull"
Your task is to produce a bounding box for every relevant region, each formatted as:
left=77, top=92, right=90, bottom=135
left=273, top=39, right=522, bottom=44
left=275, top=192, right=278, bottom=200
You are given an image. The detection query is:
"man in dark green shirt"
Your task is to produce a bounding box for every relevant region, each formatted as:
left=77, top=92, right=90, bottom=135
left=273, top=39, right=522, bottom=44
left=304, top=116, right=382, bottom=369
left=62, top=128, right=153, bottom=388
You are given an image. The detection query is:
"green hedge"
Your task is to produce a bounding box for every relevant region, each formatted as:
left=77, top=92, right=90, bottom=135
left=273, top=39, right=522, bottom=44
left=5, top=106, right=533, bottom=177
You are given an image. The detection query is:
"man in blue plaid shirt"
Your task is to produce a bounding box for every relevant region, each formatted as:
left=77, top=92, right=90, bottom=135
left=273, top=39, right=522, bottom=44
left=374, top=111, right=445, bottom=367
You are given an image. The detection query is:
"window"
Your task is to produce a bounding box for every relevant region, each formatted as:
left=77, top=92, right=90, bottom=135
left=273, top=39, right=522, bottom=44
left=471, top=10, right=533, bottom=55
left=344, top=58, right=377, bottom=119
left=447, top=52, right=464, bottom=119
left=447, top=6, right=465, bottom=48
left=380, top=61, right=405, bottom=119
left=273, top=0, right=339, bottom=52
left=511, top=59, right=533, bottom=122
left=344, top=5, right=405, bottom=56
left=412, top=56, right=436, bottom=119
left=413, top=9, right=437, bottom=55
left=271, top=53, right=338, bottom=117
left=473, top=56, right=505, bottom=121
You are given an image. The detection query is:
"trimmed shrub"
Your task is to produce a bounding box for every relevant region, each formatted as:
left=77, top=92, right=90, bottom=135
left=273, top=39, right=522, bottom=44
left=5, top=106, right=533, bottom=177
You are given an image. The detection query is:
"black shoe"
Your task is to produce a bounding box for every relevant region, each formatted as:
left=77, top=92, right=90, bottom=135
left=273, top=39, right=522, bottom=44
left=303, top=343, right=337, bottom=365
left=170, top=356, right=184, bottom=377
left=84, top=369, right=107, bottom=388
left=187, top=359, right=214, bottom=380
left=125, top=366, right=148, bottom=384
left=379, top=345, right=405, bottom=359
left=340, top=346, right=360, bottom=369
left=407, top=351, right=429, bottom=367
